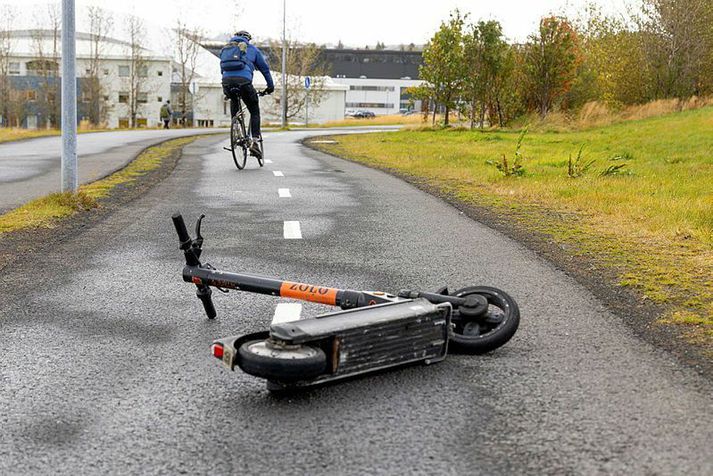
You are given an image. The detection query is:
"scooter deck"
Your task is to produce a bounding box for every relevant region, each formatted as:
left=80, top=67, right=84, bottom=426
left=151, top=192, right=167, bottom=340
left=218, top=299, right=452, bottom=389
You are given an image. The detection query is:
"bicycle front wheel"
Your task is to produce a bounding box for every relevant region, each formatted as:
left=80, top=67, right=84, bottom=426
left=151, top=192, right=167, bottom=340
left=230, top=116, right=247, bottom=170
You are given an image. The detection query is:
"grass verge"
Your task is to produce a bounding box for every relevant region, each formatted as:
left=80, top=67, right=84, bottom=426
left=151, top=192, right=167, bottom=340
left=308, top=107, right=713, bottom=352
left=0, top=136, right=198, bottom=235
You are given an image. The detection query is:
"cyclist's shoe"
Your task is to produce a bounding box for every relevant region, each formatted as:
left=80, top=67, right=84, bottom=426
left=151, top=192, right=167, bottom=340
left=249, top=139, right=262, bottom=158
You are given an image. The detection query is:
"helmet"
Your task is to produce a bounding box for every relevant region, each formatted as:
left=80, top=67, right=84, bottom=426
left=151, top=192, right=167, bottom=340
left=234, top=30, right=252, bottom=41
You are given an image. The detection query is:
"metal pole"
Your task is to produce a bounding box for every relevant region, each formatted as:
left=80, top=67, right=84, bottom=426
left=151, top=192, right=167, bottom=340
left=305, top=93, right=309, bottom=127
left=61, top=0, right=77, bottom=192
left=281, top=0, right=287, bottom=127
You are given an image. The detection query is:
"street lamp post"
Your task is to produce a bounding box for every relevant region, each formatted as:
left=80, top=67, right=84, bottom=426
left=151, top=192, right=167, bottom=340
left=61, top=0, right=77, bottom=192
left=281, top=0, right=287, bottom=128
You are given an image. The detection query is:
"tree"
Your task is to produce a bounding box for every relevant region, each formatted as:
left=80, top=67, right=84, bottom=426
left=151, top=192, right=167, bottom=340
left=268, top=40, right=329, bottom=121
left=124, top=15, right=147, bottom=128
left=639, top=0, right=713, bottom=98
left=0, top=5, right=15, bottom=127
left=85, top=6, right=113, bottom=126
left=418, top=10, right=466, bottom=126
left=523, top=16, right=582, bottom=117
left=174, top=20, right=203, bottom=126
left=462, top=20, right=510, bottom=128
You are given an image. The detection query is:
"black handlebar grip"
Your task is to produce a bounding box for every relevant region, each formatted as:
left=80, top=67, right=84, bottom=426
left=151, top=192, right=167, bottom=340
left=197, top=286, right=217, bottom=319
left=172, top=213, right=190, bottom=244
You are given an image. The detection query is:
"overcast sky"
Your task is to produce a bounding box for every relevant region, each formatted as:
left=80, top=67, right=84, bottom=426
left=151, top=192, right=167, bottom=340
left=1, top=0, right=634, bottom=46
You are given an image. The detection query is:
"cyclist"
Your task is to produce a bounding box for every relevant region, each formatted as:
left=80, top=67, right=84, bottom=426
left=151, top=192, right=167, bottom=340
left=220, top=30, right=274, bottom=158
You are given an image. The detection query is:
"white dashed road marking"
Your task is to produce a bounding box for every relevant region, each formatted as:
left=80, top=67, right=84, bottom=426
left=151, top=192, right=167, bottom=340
left=278, top=188, right=291, bottom=198
left=271, top=303, right=303, bottom=325
left=273, top=170, right=284, bottom=177
left=283, top=221, right=302, bottom=239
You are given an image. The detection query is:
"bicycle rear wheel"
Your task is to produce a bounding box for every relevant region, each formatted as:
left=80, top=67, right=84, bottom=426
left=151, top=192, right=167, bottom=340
left=230, top=116, right=247, bottom=170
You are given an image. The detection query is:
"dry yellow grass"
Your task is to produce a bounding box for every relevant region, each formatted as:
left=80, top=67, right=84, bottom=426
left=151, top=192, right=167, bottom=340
left=319, top=114, right=428, bottom=128
left=518, top=96, right=713, bottom=132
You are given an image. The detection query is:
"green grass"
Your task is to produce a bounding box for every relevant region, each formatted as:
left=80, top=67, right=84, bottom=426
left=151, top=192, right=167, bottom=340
left=0, top=136, right=198, bottom=235
left=312, top=107, right=713, bottom=347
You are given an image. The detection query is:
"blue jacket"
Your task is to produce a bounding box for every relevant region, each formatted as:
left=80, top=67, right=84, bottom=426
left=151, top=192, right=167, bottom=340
left=220, top=35, right=274, bottom=89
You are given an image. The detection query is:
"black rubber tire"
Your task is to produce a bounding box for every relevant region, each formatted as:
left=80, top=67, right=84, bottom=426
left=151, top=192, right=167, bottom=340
left=230, top=116, right=247, bottom=170
left=449, top=286, right=520, bottom=355
left=237, top=340, right=327, bottom=382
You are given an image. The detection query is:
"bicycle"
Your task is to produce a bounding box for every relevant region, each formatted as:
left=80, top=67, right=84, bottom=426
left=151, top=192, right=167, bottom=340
left=172, top=213, right=521, bottom=391
left=223, top=88, right=267, bottom=170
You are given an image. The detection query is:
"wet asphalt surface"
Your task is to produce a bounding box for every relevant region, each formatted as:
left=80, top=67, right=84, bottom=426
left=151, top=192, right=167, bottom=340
left=0, top=128, right=226, bottom=214
left=1, top=131, right=712, bottom=475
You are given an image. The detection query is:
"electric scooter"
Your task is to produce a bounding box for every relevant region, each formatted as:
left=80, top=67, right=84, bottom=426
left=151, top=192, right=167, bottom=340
left=172, top=213, right=520, bottom=391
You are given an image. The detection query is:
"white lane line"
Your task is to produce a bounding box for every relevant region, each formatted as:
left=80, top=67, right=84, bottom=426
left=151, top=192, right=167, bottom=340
left=273, top=170, right=284, bottom=177
left=265, top=159, right=274, bottom=164
left=283, top=221, right=302, bottom=239
left=278, top=188, right=291, bottom=198
left=271, top=303, right=303, bottom=325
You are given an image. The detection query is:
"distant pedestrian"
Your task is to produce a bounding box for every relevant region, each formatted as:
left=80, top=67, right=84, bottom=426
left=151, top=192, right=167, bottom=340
left=160, top=100, right=172, bottom=129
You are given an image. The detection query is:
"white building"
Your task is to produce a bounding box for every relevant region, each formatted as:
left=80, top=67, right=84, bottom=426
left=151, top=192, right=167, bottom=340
left=184, top=42, right=347, bottom=127
left=4, top=30, right=172, bottom=129
left=332, top=76, right=425, bottom=116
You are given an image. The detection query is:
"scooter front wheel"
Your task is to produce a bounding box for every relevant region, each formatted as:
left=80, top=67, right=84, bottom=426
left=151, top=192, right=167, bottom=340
left=449, top=286, right=520, bottom=354
left=237, top=339, right=327, bottom=382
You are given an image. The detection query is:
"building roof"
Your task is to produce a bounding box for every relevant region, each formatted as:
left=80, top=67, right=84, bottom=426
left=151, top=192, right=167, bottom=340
left=4, top=29, right=171, bottom=61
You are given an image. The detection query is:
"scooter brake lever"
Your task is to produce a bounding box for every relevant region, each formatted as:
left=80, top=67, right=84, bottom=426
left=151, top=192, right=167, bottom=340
left=194, top=214, right=205, bottom=248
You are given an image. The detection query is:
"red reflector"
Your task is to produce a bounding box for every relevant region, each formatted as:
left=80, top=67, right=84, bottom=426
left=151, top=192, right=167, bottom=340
left=211, top=343, right=224, bottom=359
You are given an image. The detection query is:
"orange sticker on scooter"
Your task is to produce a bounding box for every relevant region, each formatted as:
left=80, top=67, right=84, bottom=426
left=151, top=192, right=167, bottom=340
left=280, top=281, right=338, bottom=305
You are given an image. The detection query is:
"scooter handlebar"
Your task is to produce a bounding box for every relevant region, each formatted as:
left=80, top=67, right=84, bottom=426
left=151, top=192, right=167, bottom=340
left=172, top=213, right=191, bottom=245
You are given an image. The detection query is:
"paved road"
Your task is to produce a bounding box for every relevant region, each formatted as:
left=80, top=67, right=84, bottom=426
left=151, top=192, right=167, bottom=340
left=0, top=128, right=226, bottom=214
left=1, top=131, right=711, bottom=475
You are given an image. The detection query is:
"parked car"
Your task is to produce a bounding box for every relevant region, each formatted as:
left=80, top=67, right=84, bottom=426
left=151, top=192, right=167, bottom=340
left=353, top=110, right=376, bottom=119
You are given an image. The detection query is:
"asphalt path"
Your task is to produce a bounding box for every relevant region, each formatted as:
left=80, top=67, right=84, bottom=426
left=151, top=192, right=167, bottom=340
left=1, top=130, right=711, bottom=475
left=0, top=128, right=226, bottom=214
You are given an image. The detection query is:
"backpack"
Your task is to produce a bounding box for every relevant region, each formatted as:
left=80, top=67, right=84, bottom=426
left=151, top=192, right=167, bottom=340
left=220, top=41, right=249, bottom=72
left=160, top=104, right=169, bottom=117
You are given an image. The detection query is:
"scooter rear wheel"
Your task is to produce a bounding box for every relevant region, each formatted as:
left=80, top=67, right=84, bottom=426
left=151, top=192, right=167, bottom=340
left=237, top=339, right=327, bottom=382
left=449, top=286, right=520, bottom=354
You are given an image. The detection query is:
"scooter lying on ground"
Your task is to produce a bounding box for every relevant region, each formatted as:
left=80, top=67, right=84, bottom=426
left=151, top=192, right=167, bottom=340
left=172, top=213, right=520, bottom=391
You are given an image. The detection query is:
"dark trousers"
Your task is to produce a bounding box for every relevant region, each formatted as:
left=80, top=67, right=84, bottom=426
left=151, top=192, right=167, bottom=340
left=163, top=119, right=170, bottom=129
left=222, top=78, right=261, bottom=138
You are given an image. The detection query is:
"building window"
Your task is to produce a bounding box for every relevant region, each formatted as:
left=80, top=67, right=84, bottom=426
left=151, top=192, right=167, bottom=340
left=85, top=68, right=91, bottom=76
left=9, top=62, right=20, bottom=75
left=157, top=71, right=163, bottom=77
left=81, top=91, right=90, bottom=103
left=138, top=66, right=148, bottom=78
left=349, top=85, right=395, bottom=92
left=103, top=69, right=110, bottom=76
left=346, top=102, right=394, bottom=109
left=103, top=95, right=109, bottom=101
left=118, top=92, right=129, bottom=103
left=157, top=96, right=163, bottom=102
left=119, top=118, right=129, bottom=128
left=118, top=65, right=130, bottom=77
left=137, top=92, right=148, bottom=104
left=26, top=90, right=37, bottom=101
